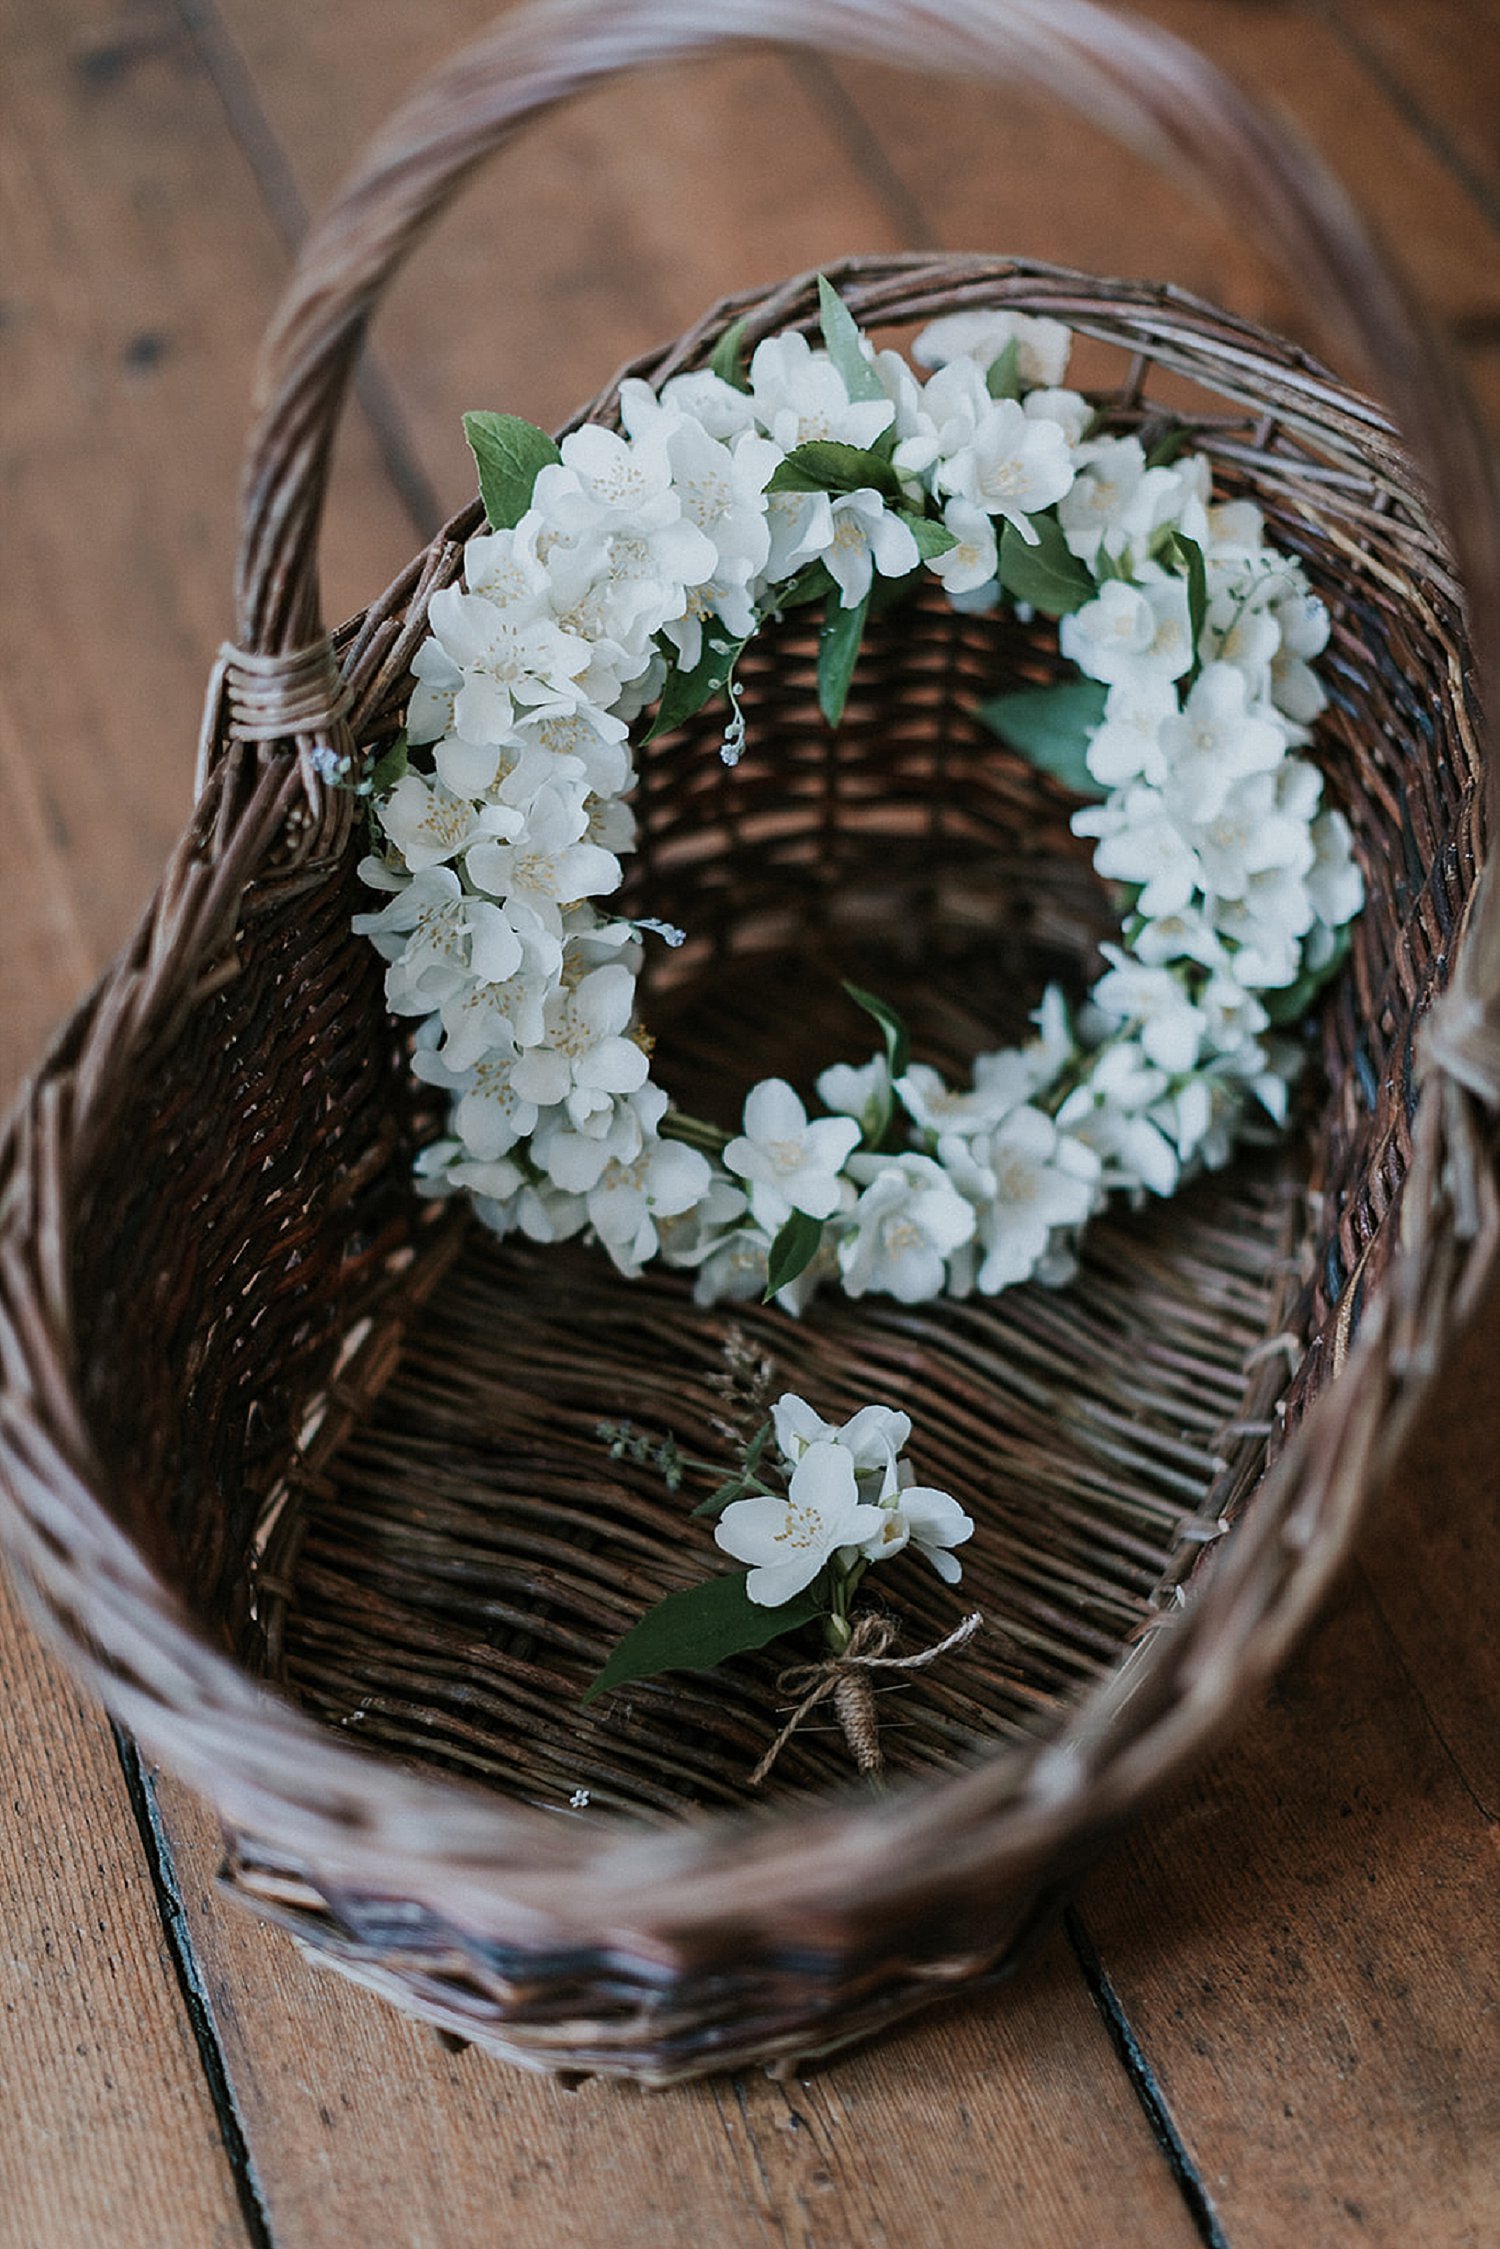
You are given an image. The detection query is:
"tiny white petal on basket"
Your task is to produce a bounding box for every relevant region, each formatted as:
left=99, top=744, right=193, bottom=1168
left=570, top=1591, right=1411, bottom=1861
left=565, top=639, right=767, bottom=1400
left=715, top=1441, right=884, bottom=1606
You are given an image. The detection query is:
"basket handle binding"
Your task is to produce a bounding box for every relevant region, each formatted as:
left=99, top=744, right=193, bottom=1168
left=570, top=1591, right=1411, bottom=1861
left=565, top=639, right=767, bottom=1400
left=227, top=0, right=1500, bottom=1081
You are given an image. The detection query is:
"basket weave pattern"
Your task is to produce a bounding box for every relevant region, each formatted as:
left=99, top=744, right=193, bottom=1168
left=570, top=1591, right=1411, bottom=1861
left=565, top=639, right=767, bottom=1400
left=2, top=0, right=1498, bottom=2083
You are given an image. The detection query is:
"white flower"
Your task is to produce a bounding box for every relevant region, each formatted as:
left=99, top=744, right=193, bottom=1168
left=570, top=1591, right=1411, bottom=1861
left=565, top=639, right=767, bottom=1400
left=1060, top=577, right=1194, bottom=685
left=1213, top=873, right=1314, bottom=989
left=1083, top=670, right=1180, bottom=790
left=715, top=1440, right=884, bottom=1607
left=353, top=866, right=534, bottom=1015
left=1187, top=770, right=1315, bottom=903
left=482, top=703, right=633, bottom=804
left=724, top=1079, right=862, bottom=1231
left=912, top=309, right=1072, bottom=390
left=1057, top=436, right=1154, bottom=566
left=858, top=1480, right=975, bottom=1584
left=531, top=423, right=681, bottom=537
left=925, top=498, right=999, bottom=598
left=545, top=519, right=715, bottom=693
left=625, top=393, right=782, bottom=589
left=432, top=729, right=576, bottom=808
left=784, top=488, right=920, bottom=609
left=771, top=1393, right=912, bottom=1493
left=1023, top=388, right=1094, bottom=447
left=509, top=962, right=649, bottom=1126
left=1074, top=786, right=1203, bottom=918
left=885, top=354, right=990, bottom=480
left=1131, top=904, right=1232, bottom=974
left=427, top=584, right=593, bottom=744
left=747, top=331, right=894, bottom=454
left=588, top=1129, right=713, bottom=1277
left=405, top=639, right=464, bottom=744
left=895, top=1059, right=1025, bottom=1140
left=815, top=1052, right=892, bottom=1143
left=376, top=771, right=521, bottom=873
left=465, top=781, right=622, bottom=933
left=655, top=1177, right=755, bottom=1282
left=1158, top=663, right=1286, bottom=822
left=1090, top=947, right=1208, bottom=1073
left=942, top=1108, right=1100, bottom=1293
left=414, top=1045, right=541, bottom=1163
left=1305, top=808, right=1363, bottom=927
left=1269, top=584, right=1330, bottom=723
left=1056, top=1039, right=1180, bottom=1195
left=934, top=396, right=1074, bottom=540
left=654, top=368, right=761, bottom=439
left=839, top=1154, right=976, bottom=1302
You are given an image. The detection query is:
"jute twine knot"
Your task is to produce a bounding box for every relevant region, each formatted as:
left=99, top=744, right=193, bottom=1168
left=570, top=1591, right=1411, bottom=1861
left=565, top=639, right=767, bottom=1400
left=749, top=1610, right=984, bottom=1788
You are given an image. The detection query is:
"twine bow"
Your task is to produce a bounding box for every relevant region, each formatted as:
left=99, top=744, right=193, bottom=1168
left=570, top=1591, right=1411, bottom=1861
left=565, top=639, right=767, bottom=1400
left=749, top=1610, right=984, bottom=1788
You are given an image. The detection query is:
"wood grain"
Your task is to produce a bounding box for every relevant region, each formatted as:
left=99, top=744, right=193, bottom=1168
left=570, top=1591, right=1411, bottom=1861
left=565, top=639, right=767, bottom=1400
left=2, top=0, right=1499, bottom=2240
left=820, top=0, right=1500, bottom=402
left=154, top=1768, right=1200, bottom=2249
left=0, top=1584, right=248, bottom=2249
left=1078, top=1570, right=1500, bottom=2248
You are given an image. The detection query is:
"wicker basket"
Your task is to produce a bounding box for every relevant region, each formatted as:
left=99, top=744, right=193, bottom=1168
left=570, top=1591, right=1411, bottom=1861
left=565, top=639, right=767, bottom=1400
left=2, top=0, right=1498, bottom=2086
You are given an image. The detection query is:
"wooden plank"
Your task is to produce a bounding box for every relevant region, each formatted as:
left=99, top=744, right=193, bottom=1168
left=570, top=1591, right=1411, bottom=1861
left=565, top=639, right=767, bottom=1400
left=1319, top=0, right=1500, bottom=232
left=203, top=0, right=914, bottom=515
left=1356, top=1274, right=1500, bottom=1816
left=0, top=0, right=422, bottom=975
left=813, top=0, right=1500, bottom=422
left=153, top=1773, right=1207, bottom=2249
left=1076, top=1572, right=1500, bottom=2249
left=0, top=1582, right=249, bottom=2249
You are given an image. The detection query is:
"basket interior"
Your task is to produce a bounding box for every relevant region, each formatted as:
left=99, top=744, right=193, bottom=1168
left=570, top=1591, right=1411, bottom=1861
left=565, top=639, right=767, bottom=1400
left=237, top=570, right=1309, bottom=1814
left=68, top=308, right=1479, bottom=1829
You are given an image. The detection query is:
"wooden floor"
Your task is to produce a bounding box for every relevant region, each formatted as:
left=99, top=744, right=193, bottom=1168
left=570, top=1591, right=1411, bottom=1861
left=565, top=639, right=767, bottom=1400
left=2, top=1, right=1499, bottom=2242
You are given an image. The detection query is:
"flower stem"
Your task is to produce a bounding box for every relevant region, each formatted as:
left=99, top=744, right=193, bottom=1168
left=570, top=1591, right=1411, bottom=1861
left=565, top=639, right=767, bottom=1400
left=660, top=1108, right=732, bottom=1155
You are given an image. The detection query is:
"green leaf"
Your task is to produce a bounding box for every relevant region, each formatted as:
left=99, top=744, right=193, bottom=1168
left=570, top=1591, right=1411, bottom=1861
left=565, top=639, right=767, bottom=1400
left=710, top=315, right=751, bottom=391
left=463, top=412, right=562, bottom=531
left=690, top=1423, right=773, bottom=1517
left=902, top=512, right=958, bottom=561
left=843, top=982, right=911, bottom=1080
left=644, top=628, right=750, bottom=744
left=977, top=679, right=1109, bottom=799
left=1144, top=422, right=1191, bottom=468
left=817, top=274, right=887, bottom=404
left=1262, top=927, right=1353, bottom=1026
left=1181, top=532, right=1208, bottom=655
left=768, top=441, right=900, bottom=499
left=985, top=337, right=1022, bottom=400
left=768, top=560, right=838, bottom=613
left=997, top=514, right=1094, bottom=617
left=764, top=1209, right=826, bottom=1301
left=582, top=1572, right=824, bottom=1703
left=368, top=732, right=409, bottom=798
left=817, top=588, right=869, bottom=728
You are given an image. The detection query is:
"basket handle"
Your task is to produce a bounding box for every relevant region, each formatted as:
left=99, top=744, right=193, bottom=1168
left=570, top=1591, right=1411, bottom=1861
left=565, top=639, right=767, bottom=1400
left=228, top=0, right=1500, bottom=1065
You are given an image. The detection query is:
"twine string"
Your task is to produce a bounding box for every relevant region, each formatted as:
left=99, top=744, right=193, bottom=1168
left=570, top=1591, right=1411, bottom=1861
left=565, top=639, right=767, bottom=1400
left=749, top=1610, right=984, bottom=1787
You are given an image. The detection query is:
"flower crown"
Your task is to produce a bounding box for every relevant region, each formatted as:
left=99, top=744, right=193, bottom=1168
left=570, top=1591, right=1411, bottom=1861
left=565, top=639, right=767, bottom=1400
left=354, top=282, right=1361, bottom=1312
